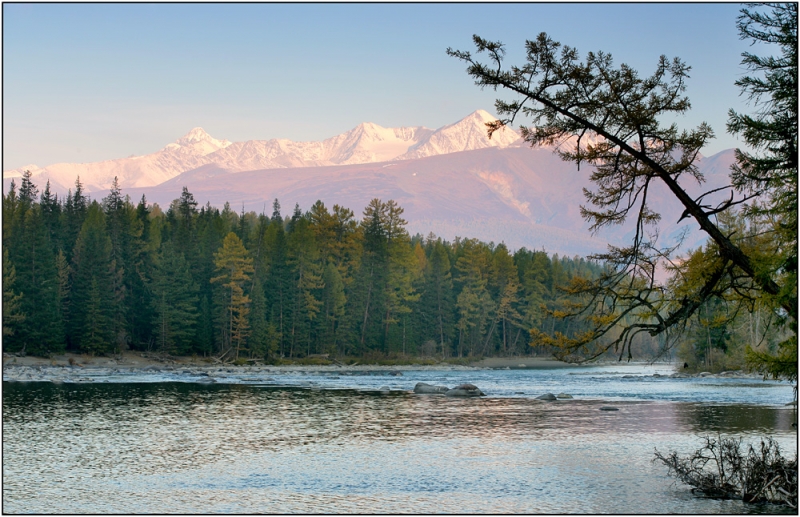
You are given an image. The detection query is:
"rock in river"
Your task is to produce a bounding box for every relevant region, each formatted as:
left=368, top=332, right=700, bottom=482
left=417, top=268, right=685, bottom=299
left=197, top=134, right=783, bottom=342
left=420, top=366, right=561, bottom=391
left=445, top=383, right=485, bottom=397
left=556, top=393, right=573, bottom=399
left=413, top=382, right=449, bottom=394
left=536, top=393, right=557, bottom=401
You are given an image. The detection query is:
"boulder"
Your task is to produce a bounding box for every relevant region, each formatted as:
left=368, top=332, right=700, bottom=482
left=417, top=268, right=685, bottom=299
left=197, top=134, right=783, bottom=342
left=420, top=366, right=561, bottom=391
left=556, top=393, right=573, bottom=399
left=455, top=383, right=479, bottom=390
left=413, top=382, right=449, bottom=394
left=536, top=393, right=557, bottom=401
left=599, top=406, right=619, bottom=411
left=378, top=386, right=391, bottom=394
left=445, top=383, right=485, bottom=397
left=389, top=371, right=403, bottom=376
left=698, top=371, right=712, bottom=377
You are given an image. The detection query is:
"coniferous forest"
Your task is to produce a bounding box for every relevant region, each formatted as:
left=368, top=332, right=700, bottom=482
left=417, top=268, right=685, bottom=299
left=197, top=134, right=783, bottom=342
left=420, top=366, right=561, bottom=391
left=3, top=172, right=604, bottom=361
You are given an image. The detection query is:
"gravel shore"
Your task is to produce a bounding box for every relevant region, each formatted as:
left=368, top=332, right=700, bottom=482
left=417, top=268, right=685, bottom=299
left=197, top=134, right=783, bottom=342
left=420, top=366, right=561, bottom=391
left=2, top=351, right=583, bottom=384
left=5, top=351, right=756, bottom=384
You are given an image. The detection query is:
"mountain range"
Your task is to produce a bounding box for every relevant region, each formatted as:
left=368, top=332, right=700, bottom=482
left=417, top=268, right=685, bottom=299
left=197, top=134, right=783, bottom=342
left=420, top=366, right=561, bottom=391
left=4, top=110, right=735, bottom=256
left=4, top=110, right=521, bottom=193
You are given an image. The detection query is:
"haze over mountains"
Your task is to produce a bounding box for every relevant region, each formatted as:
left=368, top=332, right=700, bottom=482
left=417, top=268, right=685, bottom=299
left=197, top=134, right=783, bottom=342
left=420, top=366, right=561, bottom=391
left=4, top=109, right=734, bottom=256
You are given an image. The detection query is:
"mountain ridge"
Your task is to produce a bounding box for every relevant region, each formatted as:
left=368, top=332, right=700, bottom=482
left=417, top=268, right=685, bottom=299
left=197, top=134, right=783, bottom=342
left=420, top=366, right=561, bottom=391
left=3, top=112, right=735, bottom=257
left=4, top=109, right=520, bottom=193
left=127, top=145, right=734, bottom=256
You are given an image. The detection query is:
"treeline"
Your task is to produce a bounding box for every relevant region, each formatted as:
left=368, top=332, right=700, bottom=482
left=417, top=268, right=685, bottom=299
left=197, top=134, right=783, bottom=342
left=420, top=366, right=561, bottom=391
left=3, top=172, right=604, bottom=360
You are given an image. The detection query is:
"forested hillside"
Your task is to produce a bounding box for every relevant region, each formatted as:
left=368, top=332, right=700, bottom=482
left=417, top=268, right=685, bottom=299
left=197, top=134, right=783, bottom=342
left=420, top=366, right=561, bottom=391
left=3, top=172, right=604, bottom=361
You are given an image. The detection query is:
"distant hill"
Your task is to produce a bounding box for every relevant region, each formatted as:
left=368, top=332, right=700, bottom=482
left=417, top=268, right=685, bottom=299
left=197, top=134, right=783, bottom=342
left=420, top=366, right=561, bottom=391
left=133, top=146, right=735, bottom=256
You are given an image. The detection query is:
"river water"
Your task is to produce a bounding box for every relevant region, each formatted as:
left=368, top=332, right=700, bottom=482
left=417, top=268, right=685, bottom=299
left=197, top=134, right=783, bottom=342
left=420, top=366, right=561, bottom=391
left=3, top=363, right=796, bottom=513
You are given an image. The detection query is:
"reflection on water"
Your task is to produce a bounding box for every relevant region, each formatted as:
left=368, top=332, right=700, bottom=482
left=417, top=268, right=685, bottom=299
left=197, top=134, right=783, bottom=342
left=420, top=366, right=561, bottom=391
left=3, top=382, right=796, bottom=514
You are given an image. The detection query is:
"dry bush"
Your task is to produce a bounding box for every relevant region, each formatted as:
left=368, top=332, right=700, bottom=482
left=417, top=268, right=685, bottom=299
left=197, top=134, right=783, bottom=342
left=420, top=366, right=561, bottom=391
left=655, top=435, right=797, bottom=508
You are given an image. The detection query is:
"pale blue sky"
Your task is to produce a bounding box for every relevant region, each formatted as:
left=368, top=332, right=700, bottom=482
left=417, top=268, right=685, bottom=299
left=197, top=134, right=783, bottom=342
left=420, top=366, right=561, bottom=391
left=4, top=3, right=758, bottom=170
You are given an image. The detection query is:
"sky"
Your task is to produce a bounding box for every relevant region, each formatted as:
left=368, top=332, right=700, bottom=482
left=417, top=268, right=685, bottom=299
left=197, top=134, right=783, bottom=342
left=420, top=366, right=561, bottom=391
left=3, top=3, right=762, bottom=170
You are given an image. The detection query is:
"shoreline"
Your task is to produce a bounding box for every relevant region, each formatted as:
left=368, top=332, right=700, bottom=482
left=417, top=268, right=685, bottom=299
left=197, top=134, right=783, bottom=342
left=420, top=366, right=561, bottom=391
left=2, top=351, right=585, bottom=372
left=2, top=351, right=766, bottom=385
left=0, top=351, right=682, bottom=384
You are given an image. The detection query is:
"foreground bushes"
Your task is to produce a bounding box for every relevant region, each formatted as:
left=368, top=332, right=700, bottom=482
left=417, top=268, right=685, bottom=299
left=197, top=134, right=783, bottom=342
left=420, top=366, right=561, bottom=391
left=655, top=435, right=797, bottom=508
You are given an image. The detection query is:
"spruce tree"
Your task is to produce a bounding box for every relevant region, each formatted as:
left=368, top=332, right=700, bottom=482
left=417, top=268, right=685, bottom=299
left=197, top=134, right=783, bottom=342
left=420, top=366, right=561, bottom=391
left=70, top=202, right=115, bottom=354
left=2, top=249, right=25, bottom=338
left=286, top=215, right=323, bottom=357
left=322, top=262, right=347, bottom=354
left=248, top=280, right=278, bottom=359
left=264, top=215, right=290, bottom=356
left=7, top=204, right=64, bottom=356
left=150, top=241, right=199, bottom=355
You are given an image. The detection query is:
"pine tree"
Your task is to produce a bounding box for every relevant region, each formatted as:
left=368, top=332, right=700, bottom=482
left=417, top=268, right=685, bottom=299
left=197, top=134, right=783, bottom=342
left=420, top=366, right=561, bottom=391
left=449, top=17, right=796, bottom=364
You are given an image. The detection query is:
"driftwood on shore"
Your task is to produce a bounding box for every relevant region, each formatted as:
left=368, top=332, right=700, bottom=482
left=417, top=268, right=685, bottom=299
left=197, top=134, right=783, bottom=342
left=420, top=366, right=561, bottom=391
left=654, top=435, right=798, bottom=508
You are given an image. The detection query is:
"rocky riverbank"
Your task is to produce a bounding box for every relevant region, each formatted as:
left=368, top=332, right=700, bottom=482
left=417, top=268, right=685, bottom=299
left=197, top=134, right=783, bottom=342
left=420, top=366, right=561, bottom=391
left=1, top=351, right=584, bottom=383
left=1, top=351, right=765, bottom=385
left=1, top=353, right=469, bottom=384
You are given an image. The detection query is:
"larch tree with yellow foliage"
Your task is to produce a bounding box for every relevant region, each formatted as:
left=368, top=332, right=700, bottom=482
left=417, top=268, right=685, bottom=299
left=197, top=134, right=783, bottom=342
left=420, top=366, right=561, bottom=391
left=212, top=232, right=255, bottom=361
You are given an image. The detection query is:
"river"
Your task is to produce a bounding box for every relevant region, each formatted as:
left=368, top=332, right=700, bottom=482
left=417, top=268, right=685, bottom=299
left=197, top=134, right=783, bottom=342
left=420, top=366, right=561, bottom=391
left=3, top=363, right=796, bottom=513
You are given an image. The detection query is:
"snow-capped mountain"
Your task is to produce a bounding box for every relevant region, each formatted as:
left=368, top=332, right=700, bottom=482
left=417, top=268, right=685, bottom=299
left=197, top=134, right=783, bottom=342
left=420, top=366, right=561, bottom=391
left=4, top=127, right=233, bottom=192
left=397, top=109, right=521, bottom=160
left=4, top=110, right=520, bottom=193
left=3, top=110, right=735, bottom=257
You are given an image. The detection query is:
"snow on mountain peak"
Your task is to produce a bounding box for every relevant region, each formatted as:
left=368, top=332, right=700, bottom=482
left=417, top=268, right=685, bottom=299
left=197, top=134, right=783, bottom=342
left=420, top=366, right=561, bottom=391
left=5, top=109, right=520, bottom=192
left=177, top=127, right=214, bottom=145
left=471, top=109, right=497, bottom=122
left=170, top=127, right=232, bottom=157
left=397, top=110, right=521, bottom=160
left=5, top=164, right=42, bottom=178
